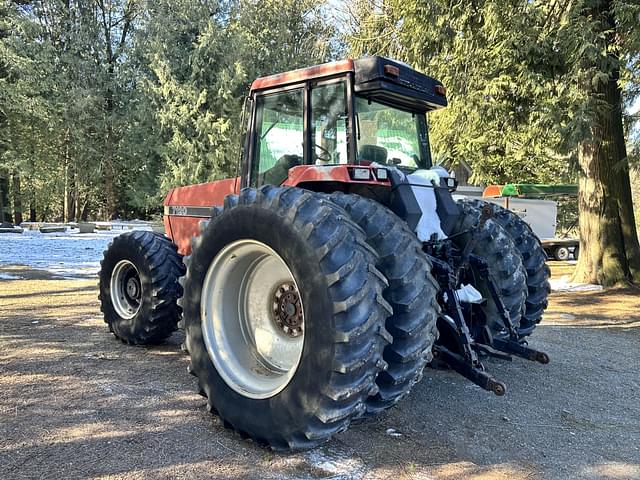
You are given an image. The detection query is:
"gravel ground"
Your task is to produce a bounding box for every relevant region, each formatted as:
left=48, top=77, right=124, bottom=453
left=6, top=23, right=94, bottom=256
left=0, top=263, right=639, bottom=480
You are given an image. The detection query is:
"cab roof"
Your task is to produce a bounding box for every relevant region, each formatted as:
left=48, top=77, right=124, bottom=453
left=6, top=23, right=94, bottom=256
left=250, top=57, right=447, bottom=111
left=250, top=59, right=354, bottom=91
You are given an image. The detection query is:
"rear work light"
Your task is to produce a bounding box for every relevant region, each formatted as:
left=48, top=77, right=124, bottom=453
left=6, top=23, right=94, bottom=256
left=352, top=167, right=370, bottom=180
left=375, top=168, right=388, bottom=181
left=435, top=84, right=447, bottom=96
left=384, top=64, right=400, bottom=77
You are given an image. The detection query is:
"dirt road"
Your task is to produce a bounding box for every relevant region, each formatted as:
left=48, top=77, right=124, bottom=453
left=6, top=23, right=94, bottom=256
left=1, top=263, right=639, bottom=480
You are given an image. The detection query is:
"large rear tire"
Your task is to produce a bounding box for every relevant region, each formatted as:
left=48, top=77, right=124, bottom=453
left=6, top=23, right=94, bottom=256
left=461, top=199, right=550, bottom=338
left=329, top=192, right=439, bottom=415
left=451, top=201, right=528, bottom=337
left=99, top=231, right=185, bottom=344
left=180, top=186, right=391, bottom=450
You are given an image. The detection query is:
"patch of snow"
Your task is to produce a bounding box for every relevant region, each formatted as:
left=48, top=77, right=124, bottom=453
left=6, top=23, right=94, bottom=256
left=549, top=275, right=603, bottom=292
left=304, top=446, right=366, bottom=480
left=0, top=273, right=21, bottom=280
left=0, top=225, right=153, bottom=278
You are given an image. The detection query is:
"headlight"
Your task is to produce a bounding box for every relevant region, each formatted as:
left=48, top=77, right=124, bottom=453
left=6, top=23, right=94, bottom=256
left=352, top=168, right=370, bottom=180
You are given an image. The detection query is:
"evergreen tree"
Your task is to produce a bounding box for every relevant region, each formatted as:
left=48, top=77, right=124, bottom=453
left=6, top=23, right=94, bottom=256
left=346, top=0, right=640, bottom=286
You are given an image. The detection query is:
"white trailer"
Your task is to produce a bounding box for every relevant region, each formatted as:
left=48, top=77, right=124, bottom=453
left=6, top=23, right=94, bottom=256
left=472, top=184, right=579, bottom=261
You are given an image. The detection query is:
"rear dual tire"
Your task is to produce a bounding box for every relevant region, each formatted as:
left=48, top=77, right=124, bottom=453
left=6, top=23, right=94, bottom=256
left=329, top=192, right=439, bottom=415
left=452, top=201, right=528, bottom=337
left=181, top=186, right=392, bottom=450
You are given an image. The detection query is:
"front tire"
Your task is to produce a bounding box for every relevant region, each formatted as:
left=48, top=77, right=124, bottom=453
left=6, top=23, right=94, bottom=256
left=180, top=186, right=392, bottom=450
left=99, top=231, right=185, bottom=344
left=461, top=199, right=550, bottom=338
left=451, top=201, right=528, bottom=337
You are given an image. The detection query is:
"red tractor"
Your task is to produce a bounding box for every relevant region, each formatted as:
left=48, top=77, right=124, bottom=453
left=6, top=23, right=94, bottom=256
left=99, top=57, right=550, bottom=450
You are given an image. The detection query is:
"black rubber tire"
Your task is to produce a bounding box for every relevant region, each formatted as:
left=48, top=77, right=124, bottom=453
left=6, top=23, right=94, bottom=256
left=452, top=201, right=528, bottom=336
left=329, top=192, right=439, bottom=415
left=462, top=199, right=550, bottom=338
left=573, top=245, right=579, bottom=260
left=180, top=186, right=392, bottom=450
left=99, top=231, right=185, bottom=344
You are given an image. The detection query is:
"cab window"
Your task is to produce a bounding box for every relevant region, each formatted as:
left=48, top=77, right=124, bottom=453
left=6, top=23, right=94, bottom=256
left=251, top=89, right=304, bottom=186
left=310, top=82, right=349, bottom=165
left=355, top=96, right=427, bottom=169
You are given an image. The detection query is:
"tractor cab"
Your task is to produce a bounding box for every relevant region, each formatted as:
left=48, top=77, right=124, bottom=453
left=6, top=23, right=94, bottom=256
left=241, top=57, right=448, bottom=189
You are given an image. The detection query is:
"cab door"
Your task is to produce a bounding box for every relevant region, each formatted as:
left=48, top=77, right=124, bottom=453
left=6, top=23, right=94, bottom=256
left=247, top=87, right=305, bottom=188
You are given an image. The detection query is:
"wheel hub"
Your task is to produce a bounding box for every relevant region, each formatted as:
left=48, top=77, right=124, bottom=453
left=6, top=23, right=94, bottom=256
left=200, top=240, right=305, bottom=399
left=272, top=283, right=303, bottom=337
left=126, top=277, right=140, bottom=299
left=110, top=260, right=142, bottom=319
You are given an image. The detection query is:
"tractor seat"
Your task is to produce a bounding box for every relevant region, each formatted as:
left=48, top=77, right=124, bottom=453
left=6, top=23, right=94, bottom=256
left=260, top=154, right=302, bottom=186
left=358, top=144, right=388, bottom=165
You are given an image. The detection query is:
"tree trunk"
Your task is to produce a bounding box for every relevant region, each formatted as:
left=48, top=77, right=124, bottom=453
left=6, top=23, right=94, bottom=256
left=67, top=168, right=76, bottom=222
left=30, top=199, right=36, bottom=223
left=12, top=172, right=23, bottom=225
left=75, top=188, right=83, bottom=221
left=97, top=0, right=136, bottom=221
left=63, top=131, right=68, bottom=222
left=0, top=170, right=11, bottom=223
left=80, top=199, right=89, bottom=221
left=104, top=117, right=116, bottom=220
left=571, top=0, right=640, bottom=286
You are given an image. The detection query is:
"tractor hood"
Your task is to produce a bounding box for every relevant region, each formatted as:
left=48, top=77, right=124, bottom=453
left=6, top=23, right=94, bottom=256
left=386, top=166, right=460, bottom=241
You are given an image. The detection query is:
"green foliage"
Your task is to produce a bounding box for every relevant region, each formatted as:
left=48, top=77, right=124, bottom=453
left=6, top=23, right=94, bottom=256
left=0, top=0, right=334, bottom=220
left=345, top=0, right=639, bottom=186
left=1, top=0, right=638, bottom=222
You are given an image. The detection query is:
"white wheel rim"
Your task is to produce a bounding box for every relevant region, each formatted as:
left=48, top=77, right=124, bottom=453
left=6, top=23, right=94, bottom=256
left=110, top=260, right=142, bottom=319
left=200, top=240, right=305, bottom=399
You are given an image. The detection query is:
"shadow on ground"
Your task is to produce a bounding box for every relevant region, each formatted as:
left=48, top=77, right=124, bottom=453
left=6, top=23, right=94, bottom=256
left=1, top=267, right=639, bottom=480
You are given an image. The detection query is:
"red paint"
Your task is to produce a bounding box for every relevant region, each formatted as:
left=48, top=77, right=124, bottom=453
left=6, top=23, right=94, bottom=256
left=161, top=189, right=174, bottom=237
left=168, top=217, right=207, bottom=256
left=166, top=177, right=239, bottom=207
left=482, top=185, right=503, bottom=198
left=164, top=177, right=240, bottom=255
left=251, top=59, right=354, bottom=91
left=164, top=166, right=390, bottom=255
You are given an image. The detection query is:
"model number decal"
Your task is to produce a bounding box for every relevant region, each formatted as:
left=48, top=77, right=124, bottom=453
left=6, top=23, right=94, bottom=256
left=164, top=205, right=212, bottom=218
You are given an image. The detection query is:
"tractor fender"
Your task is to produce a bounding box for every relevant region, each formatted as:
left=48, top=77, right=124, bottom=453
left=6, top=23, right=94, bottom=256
left=163, top=177, right=240, bottom=255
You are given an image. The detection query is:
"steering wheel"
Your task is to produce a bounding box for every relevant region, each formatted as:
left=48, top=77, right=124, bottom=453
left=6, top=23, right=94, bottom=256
left=313, top=143, right=332, bottom=163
